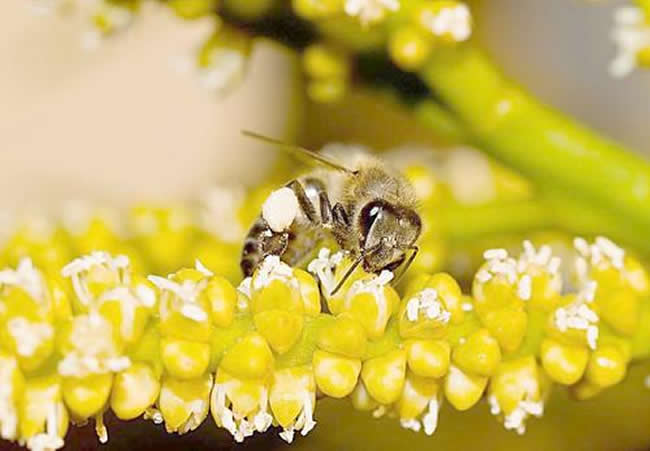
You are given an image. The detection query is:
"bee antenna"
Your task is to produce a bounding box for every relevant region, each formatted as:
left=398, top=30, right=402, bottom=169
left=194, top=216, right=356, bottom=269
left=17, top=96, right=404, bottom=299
left=393, top=245, right=419, bottom=286
left=330, top=254, right=364, bottom=296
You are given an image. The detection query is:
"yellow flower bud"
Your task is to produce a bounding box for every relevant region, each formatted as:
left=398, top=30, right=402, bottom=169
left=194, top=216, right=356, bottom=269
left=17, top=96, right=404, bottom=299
left=111, top=363, right=161, bottom=420
left=349, top=380, right=378, bottom=412
left=269, top=366, right=315, bottom=428
left=2, top=317, right=55, bottom=372
left=540, top=338, right=589, bottom=385
left=161, top=338, right=211, bottom=380
left=482, top=308, right=528, bottom=354
left=317, top=313, right=367, bottom=358
left=452, top=328, right=501, bottom=376
left=303, top=43, right=349, bottom=80
left=406, top=339, right=450, bottom=379
left=219, top=333, right=274, bottom=379
left=444, top=365, right=487, bottom=411
left=596, top=286, right=639, bottom=336
left=294, top=269, right=321, bottom=317
left=201, top=276, right=237, bottom=328
left=361, top=349, right=407, bottom=405
left=158, top=374, right=212, bottom=434
left=313, top=350, right=361, bottom=398
left=343, top=273, right=399, bottom=339
left=584, top=344, right=627, bottom=388
left=489, top=356, right=545, bottom=415
left=254, top=310, right=304, bottom=354
left=405, top=273, right=464, bottom=324
left=62, top=373, right=113, bottom=420
left=396, top=372, right=440, bottom=421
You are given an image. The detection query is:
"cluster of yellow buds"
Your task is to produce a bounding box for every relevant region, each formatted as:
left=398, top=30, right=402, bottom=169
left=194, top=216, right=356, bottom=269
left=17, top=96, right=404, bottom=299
left=1, top=229, right=649, bottom=450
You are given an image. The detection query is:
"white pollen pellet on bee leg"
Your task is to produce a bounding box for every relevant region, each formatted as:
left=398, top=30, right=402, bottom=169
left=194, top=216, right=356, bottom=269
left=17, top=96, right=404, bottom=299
left=262, top=187, right=299, bottom=232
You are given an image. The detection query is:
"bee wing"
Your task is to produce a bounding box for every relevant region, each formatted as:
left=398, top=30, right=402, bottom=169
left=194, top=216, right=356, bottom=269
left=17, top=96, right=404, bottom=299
left=242, top=130, right=356, bottom=174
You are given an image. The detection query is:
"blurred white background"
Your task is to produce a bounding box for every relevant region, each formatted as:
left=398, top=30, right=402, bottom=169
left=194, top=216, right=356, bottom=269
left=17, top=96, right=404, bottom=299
left=0, top=0, right=648, bottom=208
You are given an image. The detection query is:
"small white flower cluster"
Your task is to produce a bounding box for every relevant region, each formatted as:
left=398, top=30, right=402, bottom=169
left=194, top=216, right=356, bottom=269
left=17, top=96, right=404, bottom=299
left=488, top=395, right=544, bottom=435
left=0, top=258, right=47, bottom=305
left=57, top=313, right=131, bottom=377
left=553, top=284, right=599, bottom=350
left=344, top=0, right=400, bottom=26
left=574, top=236, right=625, bottom=274
left=405, top=288, right=451, bottom=324
left=62, top=251, right=130, bottom=306
left=149, top=260, right=213, bottom=322
left=399, top=398, right=441, bottom=436
left=476, top=241, right=563, bottom=302
left=211, top=381, right=273, bottom=443
left=420, top=2, right=472, bottom=42
left=307, top=247, right=346, bottom=295
left=251, top=255, right=299, bottom=292
left=610, top=6, right=650, bottom=78
left=6, top=318, right=53, bottom=358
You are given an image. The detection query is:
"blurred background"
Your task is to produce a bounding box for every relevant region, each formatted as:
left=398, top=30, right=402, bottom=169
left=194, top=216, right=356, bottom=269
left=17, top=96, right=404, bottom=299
left=1, top=0, right=649, bottom=208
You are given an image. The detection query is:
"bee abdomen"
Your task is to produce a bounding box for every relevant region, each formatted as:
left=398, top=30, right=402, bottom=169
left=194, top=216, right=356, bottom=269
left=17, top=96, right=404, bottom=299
left=240, top=216, right=289, bottom=276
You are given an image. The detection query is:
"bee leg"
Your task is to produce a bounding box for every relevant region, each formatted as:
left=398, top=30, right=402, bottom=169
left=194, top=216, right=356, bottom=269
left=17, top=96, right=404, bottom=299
left=332, top=203, right=350, bottom=227
left=286, top=180, right=318, bottom=223
left=319, top=191, right=332, bottom=225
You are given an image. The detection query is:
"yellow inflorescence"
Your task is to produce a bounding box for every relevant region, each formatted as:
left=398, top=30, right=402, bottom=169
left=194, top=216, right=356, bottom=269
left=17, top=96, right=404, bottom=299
left=0, top=220, right=649, bottom=451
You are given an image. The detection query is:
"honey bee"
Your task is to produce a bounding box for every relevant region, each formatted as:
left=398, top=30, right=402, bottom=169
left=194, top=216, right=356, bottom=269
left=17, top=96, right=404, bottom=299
left=240, top=131, right=422, bottom=294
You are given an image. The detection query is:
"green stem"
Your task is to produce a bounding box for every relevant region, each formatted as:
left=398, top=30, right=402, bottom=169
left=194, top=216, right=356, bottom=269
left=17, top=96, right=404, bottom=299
left=419, top=46, right=650, bottom=245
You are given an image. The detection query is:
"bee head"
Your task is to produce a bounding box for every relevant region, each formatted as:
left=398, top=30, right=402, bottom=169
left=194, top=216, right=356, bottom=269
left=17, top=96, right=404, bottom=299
left=358, top=200, right=422, bottom=273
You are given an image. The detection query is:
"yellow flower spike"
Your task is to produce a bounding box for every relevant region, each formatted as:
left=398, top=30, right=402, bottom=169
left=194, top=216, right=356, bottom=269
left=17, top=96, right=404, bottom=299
left=219, top=332, right=274, bottom=379
left=269, top=365, right=317, bottom=442
left=406, top=339, right=450, bottom=379
left=452, top=328, right=501, bottom=377
left=111, top=362, right=161, bottom=420
left=0, top=352, right=25, bottom=441
left=158, top=373, right=213, bottom=434
left=488, top=356, right=546, bottom=435
left=396, top=372, right=441, bottom=435
left=343, top=271, right=399, bottom=339
left=2, top=316, right=55, bottom=372
left=540, top=337, right=589, bottom=385
left=61, top=373, right=113, bottom=420
left=18, top=374, right=69, bottom=448
left=161, top=337, right=211, bottom=380
left=349, top=379, right=379, bottom=412
left=443, top=364, right=487, bottom=411
left=584, top=344, right=627, bottom=388
left=388, top=26, right=433, bottom=72
left=294, top=269, right=321, bottom=317
left=211, top=369, right=273, bottom=442
left=313, top=350, right=362, bottom=398
left=201, top=276, right=237, bottom=328
left=317, top=313, right=367, bottom=358
left=361, top=349, right=407, bottom=405
left=254, top=310, right=304, bottom=355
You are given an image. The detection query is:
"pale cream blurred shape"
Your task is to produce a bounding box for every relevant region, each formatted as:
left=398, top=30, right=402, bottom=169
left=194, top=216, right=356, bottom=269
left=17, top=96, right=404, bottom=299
left=0, top=1, right=299, bottom=210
